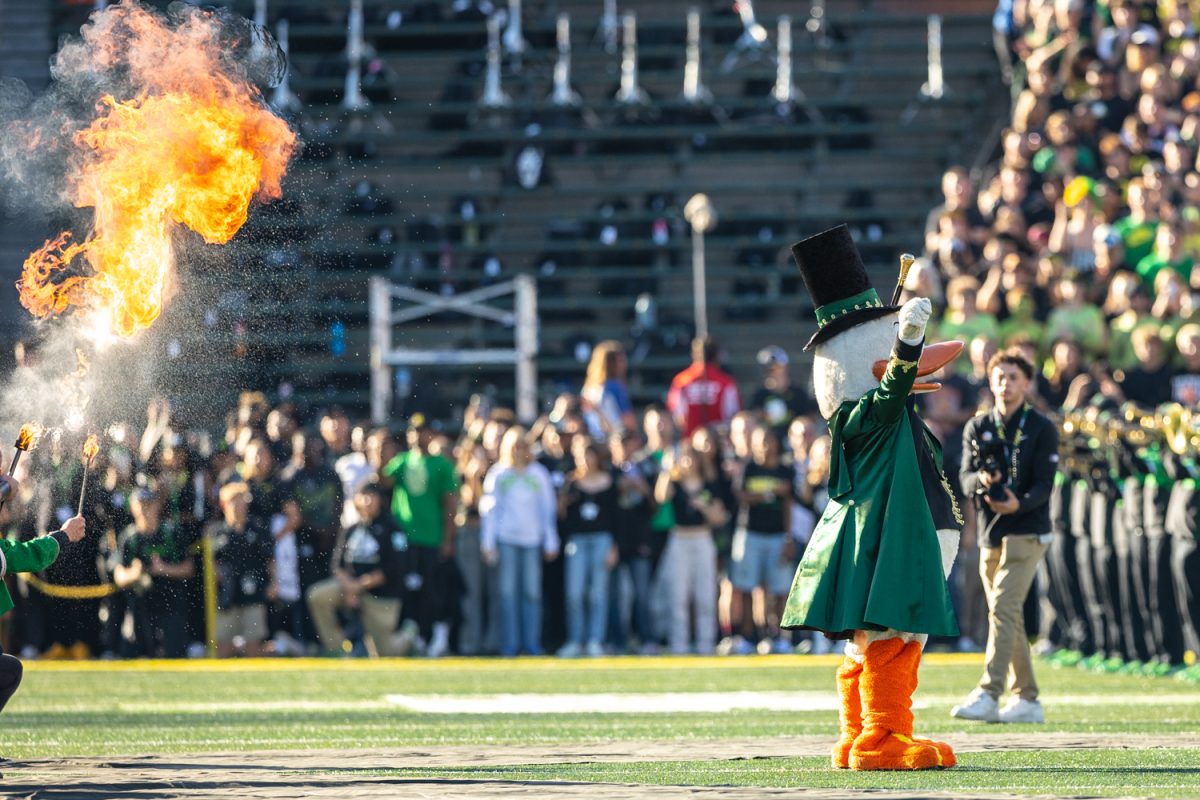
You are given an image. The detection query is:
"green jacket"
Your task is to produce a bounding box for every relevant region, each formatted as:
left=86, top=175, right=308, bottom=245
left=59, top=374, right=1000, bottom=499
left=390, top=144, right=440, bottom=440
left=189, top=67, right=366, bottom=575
left=782, top=338, right=959, bottom=638
left=0, top=532, right=67, bottom=617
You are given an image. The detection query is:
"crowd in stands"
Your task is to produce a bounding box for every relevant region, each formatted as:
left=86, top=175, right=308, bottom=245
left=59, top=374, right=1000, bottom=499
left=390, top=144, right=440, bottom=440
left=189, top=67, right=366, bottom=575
left=0, top=337, right=837, bottom=660
left=928, top=0, right=1200, bottom=673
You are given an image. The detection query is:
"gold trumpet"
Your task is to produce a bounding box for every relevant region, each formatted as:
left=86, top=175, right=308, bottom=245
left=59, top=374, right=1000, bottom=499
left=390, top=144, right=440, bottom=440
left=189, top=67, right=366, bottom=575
left=1161, top=403, right=1193, bottom=455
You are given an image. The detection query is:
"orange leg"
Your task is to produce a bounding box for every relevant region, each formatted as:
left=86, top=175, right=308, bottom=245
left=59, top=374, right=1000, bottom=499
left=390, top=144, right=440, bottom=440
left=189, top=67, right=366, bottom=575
left=849, top=637, right=954, bottom=770
left=832, top=654, right=862, bottom=768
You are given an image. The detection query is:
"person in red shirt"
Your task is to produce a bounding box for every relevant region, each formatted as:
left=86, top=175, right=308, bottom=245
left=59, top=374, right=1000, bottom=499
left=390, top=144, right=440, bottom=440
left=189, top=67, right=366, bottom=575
left=667, top=337, right=742, bottom=436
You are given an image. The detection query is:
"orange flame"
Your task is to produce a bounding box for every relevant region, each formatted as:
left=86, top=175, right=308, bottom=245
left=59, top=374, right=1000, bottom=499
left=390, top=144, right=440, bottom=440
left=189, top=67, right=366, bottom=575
left=16, top=3, right=296, bottom=337
left=82, top=434, right=100, bottom=463
left=15, top=424, right=43, bottom=451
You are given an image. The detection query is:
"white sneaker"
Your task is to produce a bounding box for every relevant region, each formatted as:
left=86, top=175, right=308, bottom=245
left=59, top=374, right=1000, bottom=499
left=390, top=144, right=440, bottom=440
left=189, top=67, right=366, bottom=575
left=998, top=697, right=1044, bottom=724
left=584, top=641, right=605, bottom=657
left=426, top=623, right=451, bottom=658
left=950, top=689, right=1000, bottom=722
left=556, top=642, right=582, bottom=658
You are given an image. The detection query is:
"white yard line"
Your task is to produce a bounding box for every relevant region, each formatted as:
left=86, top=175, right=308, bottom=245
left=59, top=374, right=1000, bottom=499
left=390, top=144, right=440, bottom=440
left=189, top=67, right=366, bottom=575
left=108, top=691, right=1200, bottom=715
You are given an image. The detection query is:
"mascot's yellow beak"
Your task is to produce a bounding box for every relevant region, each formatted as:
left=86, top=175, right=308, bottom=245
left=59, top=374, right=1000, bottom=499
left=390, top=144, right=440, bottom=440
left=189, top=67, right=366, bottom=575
left=871, top=340, right=964, bottom=394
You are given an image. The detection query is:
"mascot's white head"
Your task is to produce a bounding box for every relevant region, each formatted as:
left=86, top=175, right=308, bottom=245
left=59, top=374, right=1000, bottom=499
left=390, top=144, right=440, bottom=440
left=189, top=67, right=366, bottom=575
left=791, top=226, right=961, bottom=420
left=812, top=314, right=898, bottom=420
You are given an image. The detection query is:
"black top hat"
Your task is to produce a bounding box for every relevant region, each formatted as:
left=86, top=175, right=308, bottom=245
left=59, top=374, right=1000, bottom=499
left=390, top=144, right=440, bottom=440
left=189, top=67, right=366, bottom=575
left=791, top=224, right=899, bottom=351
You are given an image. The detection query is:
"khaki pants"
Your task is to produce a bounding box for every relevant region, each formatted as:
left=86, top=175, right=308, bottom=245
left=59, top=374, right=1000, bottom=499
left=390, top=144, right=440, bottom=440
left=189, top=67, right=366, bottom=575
left=306, top=578, right=403, bottom=656
left=978, top=534, right=1050, bottom=701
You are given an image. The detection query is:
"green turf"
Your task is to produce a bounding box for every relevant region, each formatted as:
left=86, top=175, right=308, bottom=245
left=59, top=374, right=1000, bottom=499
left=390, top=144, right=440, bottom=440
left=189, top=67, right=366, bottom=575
left=352, top=750, right=1200, bottom=799
left=6, top=656, right=1199, bottom=760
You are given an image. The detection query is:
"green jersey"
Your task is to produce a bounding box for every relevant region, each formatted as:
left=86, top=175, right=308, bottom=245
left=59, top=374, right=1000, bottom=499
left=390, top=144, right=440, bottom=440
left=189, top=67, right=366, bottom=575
left=382, top=451, right=459, bottom=548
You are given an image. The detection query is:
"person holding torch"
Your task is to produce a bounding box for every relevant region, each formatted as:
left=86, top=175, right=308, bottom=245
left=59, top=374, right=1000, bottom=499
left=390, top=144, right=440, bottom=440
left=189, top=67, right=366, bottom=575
left=0, top=433, right=87, bottom=745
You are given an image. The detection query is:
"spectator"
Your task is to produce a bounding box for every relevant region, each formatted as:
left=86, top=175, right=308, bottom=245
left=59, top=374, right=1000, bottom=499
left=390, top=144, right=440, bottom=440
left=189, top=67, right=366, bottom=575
left=580, top=340, right=637, bottom=437
left=481, top=427, right=559, bottom=657
left=557, top=439, right=619, bottom=658
left=1137, top=222, right=1193, bottom=289
left=609, top=429, right=659, bottom=653
left=728, top=426, right=794, bottom=655
left=306, top=483, right=414, bottom=657
left=666, top=337, right=741, bottom=436
left=1044, top=274, right=1108, bottom=355
left=937, top=277, right=999, bottom=370
left=1171, top=323, right=1200, bottom=404
left=1121, top=324, right=1175, bottom=406
left=279, top=432, right=343, bottom=645
left=750, top=346, right=814, bottom=434
left=113, top=486, right=195, bottom=658
left=455, top=421, right=498, bottom=656
left=212, top=482, right=275, bottom=658
left=381, top=417, right=460, bottom=657
left=655, top=437, right=728, bottom=655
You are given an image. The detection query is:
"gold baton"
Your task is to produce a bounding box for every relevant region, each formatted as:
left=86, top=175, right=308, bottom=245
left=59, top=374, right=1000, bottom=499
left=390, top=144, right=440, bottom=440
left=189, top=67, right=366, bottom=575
left=891, top=253, right=916, bottom=306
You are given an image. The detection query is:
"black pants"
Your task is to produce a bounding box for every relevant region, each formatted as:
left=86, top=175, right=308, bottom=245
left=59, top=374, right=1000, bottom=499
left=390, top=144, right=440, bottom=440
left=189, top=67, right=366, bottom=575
left=0, top=649, right=22, bottom=714
left=1148, top=535, right=1185, bottom=664
left=1114, top=510, right=1151, bottom=663
left=1170, top=535, right=1200, bottom=658
left=1044, top=531, right=1088, bottom=650
left=1090, top=492, right=1124, bottom=659
left=409, top=544, right=462, bottom=638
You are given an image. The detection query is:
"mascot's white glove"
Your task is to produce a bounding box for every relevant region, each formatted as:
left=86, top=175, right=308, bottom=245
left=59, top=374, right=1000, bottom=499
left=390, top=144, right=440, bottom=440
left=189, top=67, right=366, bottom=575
left=898, top=297, right=932, bottom=345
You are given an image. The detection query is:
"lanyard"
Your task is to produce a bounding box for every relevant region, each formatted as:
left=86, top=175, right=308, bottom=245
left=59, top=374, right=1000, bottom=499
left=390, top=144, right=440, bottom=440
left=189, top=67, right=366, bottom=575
left=993, top=403, right=1030, bottom=483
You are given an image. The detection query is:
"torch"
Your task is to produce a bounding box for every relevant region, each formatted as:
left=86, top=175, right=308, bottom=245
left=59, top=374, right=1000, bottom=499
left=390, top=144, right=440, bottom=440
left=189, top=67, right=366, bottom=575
left=77, top=434, right=100, bottom=517
left=1, top=424, right=42, bottom=513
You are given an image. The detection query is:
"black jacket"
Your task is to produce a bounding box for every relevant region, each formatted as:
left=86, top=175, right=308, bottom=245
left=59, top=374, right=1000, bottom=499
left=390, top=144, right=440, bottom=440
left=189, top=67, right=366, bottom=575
left=960, top=405, right=1059, bottom=542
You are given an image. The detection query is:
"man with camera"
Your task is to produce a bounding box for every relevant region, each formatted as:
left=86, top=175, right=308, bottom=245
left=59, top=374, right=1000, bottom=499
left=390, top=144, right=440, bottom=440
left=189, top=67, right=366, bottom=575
left=952, top=349, right=1060, bottom=724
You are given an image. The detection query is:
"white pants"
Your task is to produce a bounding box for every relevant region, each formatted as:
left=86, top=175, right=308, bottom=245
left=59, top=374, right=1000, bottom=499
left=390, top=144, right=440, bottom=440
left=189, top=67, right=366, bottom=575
left=664, top=530, right=718, bottom=655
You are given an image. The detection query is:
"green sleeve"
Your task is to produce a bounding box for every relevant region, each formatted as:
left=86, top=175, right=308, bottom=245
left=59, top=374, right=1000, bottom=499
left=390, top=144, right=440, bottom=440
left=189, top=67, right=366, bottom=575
left=381, top=453, right=404, bottom=479
left=1, top=535, right=61, bottom=575
left=869, top=337, right=922, bottom=425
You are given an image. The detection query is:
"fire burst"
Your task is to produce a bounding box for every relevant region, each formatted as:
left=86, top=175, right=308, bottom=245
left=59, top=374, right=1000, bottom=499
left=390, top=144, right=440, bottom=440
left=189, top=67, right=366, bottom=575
left=16, top=1, right=297, bottom=337
left=15, top=424, right=43, bottom=452
left=82, top=433, right=100, bottom=463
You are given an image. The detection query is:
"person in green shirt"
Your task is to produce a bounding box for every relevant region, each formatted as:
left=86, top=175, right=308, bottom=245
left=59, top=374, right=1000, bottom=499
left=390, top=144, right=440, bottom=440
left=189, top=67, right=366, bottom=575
left=0, top=471, right=86, bottom=752
left=1136, top=223, right=1194, bottom=291
left=997, top=287, right=1045, bottom=353
left=936, top=276, right=999, bottom=375
left=381, top=416, right=460, bottom=657
left=1044, top=274, right=1108, bottom=355
left=1112, top=176, right=1158, bottom=267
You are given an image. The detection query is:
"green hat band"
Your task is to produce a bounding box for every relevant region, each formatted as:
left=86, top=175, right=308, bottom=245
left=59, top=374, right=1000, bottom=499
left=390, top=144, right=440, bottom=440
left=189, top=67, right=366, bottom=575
left=814, top=288, right=884, bottom=327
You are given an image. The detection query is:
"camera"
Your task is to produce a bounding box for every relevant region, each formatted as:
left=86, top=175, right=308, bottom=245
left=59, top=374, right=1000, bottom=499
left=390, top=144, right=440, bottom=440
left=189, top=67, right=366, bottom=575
left=970, top=435, right=1011, bottom=502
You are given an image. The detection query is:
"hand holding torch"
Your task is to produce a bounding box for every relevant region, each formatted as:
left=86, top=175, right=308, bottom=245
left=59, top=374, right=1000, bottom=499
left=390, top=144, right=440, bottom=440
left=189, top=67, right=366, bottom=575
left=1, top=424, right=42, bottom=513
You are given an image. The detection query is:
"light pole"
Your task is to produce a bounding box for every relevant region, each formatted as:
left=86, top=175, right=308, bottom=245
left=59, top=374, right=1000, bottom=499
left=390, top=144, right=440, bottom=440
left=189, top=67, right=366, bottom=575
left=684, top=194, right=717, bottom=340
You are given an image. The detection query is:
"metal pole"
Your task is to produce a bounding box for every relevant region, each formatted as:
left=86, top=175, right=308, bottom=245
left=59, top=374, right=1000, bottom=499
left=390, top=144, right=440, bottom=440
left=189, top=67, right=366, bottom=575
left=369, top=276, right=392, bottom=426
left=923, top=14, right=945, bottom=99
left=515, top=274, right=539, bottom=424
left=692, top=228, right=708, bottom=340
left=684, top=194, right=716, bottom=341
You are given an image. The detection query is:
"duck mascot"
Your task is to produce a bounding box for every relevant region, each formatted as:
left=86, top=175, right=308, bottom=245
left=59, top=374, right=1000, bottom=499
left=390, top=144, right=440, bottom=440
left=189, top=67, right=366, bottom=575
left=781, top=225, right=964, bottom=771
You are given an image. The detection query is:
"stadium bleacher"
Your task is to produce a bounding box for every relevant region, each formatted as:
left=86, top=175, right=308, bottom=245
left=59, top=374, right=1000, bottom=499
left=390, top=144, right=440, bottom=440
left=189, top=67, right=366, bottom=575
left=17, top=0, right=1006, bottom=424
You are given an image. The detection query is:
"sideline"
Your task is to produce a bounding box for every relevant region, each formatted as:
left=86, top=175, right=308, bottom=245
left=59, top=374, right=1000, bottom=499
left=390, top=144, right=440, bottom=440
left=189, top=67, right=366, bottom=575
left=23, top=652, right=986, bottom=673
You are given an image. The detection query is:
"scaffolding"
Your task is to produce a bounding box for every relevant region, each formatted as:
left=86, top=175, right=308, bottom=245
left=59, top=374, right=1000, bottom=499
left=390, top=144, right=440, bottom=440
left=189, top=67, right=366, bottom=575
left=369, top=275, right=539, bottom=425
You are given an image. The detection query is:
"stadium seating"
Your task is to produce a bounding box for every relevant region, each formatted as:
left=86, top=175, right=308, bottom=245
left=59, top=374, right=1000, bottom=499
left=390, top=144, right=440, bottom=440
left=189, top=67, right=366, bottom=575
left=39, top=0, right=1006, bottom=423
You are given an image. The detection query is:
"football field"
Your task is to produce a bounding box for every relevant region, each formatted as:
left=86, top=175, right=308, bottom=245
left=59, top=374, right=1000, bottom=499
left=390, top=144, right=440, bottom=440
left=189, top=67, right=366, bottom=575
left=8, top=654, right=1200, bottom=799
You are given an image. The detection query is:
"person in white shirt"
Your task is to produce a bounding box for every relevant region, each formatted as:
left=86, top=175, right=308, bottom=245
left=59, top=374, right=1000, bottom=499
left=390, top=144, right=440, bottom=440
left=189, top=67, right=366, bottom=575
left=480, top=427, right=560, bottom=656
